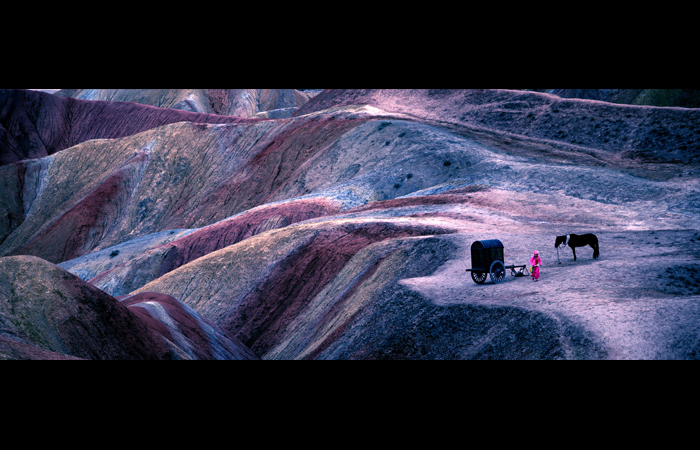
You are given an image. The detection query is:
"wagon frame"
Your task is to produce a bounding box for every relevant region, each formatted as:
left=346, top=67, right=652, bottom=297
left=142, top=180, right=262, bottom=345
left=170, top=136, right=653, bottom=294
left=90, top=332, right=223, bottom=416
left=465, top=239, right=529, bottom=284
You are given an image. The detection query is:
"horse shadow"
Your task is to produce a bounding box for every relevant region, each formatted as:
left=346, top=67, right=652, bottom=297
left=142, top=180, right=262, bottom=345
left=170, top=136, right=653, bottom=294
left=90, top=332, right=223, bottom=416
left=554, top=255, right=600, bottom=268
left=554, top=243, right=601, bottom=266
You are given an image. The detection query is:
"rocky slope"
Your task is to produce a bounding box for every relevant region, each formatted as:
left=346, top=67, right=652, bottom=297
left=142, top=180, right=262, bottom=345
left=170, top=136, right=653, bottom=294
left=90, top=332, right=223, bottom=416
left=0, top=255, right=256, bottom=360
left=1, top=88, right=699, bottom=359
left=296, top=89, right=700, bottom=167
left=0, top=89, right=259, bottom=166
left=0, top=108, right=374, bottom=263
left=549, top=89, right=700, bottom=108
left=54, top=89, right=311, bottom=118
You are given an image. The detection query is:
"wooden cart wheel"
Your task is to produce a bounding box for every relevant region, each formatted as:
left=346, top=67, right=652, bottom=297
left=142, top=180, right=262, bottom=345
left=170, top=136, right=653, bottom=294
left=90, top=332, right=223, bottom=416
left=471, top=271, right=488, bottom=284
left=489, top=260, right=506, bottom=284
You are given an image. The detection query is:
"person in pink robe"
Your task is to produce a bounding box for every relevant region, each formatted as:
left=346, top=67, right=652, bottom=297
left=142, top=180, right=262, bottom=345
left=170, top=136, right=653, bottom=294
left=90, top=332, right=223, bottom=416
left=530, top=250, right=541, bottom=281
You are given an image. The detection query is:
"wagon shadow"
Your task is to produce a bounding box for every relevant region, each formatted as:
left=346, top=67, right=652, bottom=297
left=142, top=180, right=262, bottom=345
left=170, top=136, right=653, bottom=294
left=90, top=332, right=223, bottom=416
left=466, top=274, right=526, bottom=286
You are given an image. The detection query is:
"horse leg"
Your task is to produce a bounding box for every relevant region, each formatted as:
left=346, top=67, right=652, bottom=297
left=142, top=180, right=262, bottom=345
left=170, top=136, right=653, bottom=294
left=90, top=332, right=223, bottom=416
left=572, top=246, right=577, bottom=261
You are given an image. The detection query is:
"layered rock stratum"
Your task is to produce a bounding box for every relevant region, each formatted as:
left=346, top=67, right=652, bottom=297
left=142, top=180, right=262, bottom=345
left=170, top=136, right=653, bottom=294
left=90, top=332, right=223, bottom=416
left=54, top=89, right=311, bottom=118
left=0, top=255, right=255, bottom=359
left=1, top=88, right=699, bottom=359
left=0, top=89, right=261, bottom=166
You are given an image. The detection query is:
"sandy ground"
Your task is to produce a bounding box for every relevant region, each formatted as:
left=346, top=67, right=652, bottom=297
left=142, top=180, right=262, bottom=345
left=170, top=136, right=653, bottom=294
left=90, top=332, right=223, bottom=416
left=401, top=219, right=700, bottom=359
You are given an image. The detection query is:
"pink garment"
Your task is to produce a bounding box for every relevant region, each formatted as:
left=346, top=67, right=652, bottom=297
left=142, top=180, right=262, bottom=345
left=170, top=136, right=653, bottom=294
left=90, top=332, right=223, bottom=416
left=530, top=253, right=541, bottom=280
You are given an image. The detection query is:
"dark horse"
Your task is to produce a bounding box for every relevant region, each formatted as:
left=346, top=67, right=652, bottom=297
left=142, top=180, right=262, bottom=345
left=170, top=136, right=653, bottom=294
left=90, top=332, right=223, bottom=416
left=555, top=233, right=599, bottom=261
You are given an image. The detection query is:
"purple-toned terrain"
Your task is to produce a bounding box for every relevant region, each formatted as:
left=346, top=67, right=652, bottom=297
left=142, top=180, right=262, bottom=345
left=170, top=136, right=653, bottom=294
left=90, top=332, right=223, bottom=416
left=2, top=88, right=700, bottom=359
left=54, top=89, right=312, bottom=118
left=0, top=89, right=259, bottom=166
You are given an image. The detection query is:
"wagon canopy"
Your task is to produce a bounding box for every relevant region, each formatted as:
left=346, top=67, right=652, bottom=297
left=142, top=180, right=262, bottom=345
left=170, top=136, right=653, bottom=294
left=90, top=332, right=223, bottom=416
left=471, top=239, right=503, bottom=250
left=470, top=239, right=504, bottom=271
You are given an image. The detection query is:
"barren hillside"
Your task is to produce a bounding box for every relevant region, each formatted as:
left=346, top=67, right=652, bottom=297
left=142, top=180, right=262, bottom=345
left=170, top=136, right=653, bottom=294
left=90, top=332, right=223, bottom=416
left=0, top=89, right=258, bottom=166
left=536, top=89, right=700, bottom=108
left=1, top=88, right=699, bottom=359
left=54, top=89, right=311, bottom=117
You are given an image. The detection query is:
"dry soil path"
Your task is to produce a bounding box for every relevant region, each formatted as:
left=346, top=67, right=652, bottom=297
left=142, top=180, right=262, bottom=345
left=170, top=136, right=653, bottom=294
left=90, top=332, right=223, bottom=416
left=401, top=226, right=700, bottom=359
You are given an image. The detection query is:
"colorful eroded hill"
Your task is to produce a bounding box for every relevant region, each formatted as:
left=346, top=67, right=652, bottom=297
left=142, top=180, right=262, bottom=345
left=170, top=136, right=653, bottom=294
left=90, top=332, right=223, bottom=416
left=1, top=88, right=700, bottom=359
